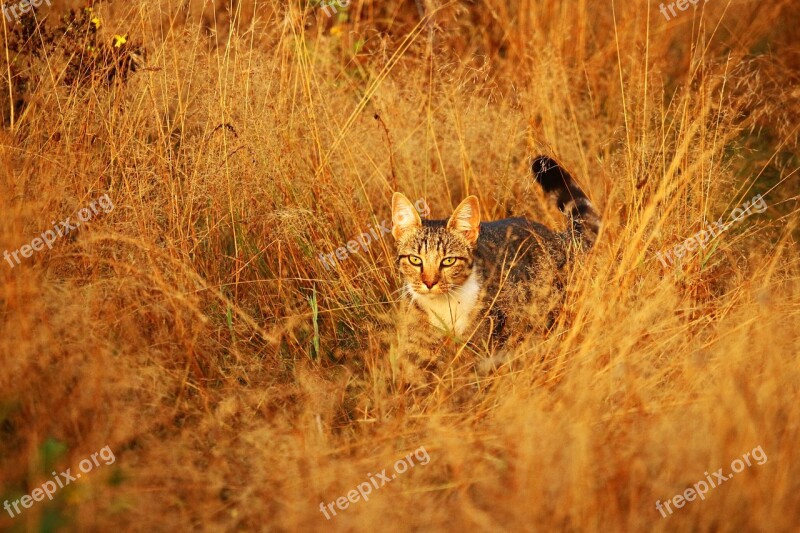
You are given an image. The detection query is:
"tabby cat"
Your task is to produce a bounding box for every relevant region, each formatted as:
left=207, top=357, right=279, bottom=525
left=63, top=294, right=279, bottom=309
left=391, top=156, right=600, bottom=384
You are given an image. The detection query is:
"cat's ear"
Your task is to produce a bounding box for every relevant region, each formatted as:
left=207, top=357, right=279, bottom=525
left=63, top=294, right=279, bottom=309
left=447, top=196, right=480, bottom=245
left=392, top=192, right=422, bottom=240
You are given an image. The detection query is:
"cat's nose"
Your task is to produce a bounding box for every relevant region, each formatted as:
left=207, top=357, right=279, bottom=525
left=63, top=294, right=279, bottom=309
left=423, top=280, right=436, bottom=289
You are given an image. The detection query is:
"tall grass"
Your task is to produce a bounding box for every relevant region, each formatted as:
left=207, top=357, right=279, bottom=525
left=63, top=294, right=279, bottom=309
left=1, top=0, right=798, bottom=531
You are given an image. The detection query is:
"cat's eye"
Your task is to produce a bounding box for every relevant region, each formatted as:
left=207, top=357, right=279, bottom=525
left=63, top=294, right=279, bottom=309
left=441, top=257, right=457, bottom=267
left=408, top=255, right=423, bottom=266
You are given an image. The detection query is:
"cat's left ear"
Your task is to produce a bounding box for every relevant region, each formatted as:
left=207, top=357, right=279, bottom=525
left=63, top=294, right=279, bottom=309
left=447, top=196, right=481, bottom=245
left=392, top=192, right=422, bottom=240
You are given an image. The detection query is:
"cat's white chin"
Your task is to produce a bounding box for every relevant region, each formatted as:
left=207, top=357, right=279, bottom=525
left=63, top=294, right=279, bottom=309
left=406, top=273, right=482, bottom=337
left=412, top=287, right=449, bottom=297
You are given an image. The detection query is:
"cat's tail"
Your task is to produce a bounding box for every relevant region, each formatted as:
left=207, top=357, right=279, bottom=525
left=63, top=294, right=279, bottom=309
left=531, top=155, right=600, bottom=246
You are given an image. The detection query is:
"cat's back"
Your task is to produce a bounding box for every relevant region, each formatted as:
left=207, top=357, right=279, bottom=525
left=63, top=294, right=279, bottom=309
left=477, top=217, right=561, bottom=253
left=475, top=217, right=566, bottom=281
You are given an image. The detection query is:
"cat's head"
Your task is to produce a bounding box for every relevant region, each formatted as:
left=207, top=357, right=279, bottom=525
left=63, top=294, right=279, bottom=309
left=391, top=193, right=480, bottom=297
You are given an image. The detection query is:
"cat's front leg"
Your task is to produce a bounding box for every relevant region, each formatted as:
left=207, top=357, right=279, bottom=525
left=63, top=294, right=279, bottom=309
left=390, top=306, right=454, bottom=391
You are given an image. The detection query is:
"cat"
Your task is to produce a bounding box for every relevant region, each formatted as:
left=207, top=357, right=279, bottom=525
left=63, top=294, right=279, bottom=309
left=390, top=156, right=601, bottom=386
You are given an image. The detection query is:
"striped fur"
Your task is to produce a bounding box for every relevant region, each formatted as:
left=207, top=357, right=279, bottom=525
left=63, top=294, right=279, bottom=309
left=531, top=156, right=601, bottom=245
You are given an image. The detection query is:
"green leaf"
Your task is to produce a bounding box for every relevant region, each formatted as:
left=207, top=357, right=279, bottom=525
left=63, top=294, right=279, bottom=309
left=308, top=288, right=320, bottom=360
left=39, top=438, right=67, bottom=474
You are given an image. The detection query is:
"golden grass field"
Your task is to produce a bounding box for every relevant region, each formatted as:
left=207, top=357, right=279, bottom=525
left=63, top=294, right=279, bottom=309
left=1, top=0, right=799, bottom=531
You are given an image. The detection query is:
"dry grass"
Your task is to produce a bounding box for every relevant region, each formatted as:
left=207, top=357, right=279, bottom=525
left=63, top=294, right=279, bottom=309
left=1, top=0, right=799, bottom=531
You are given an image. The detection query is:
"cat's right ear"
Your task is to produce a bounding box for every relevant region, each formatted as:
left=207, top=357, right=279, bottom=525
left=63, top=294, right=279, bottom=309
left=392, top=192, right=422, bottom=240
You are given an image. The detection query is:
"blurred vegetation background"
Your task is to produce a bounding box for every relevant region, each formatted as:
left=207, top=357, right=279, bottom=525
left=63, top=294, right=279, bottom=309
left=0, top=0, right=798, bottom=531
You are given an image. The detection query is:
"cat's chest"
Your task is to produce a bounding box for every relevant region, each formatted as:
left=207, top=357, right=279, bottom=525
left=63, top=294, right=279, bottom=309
left=411, top=274, right=482, bottom=337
